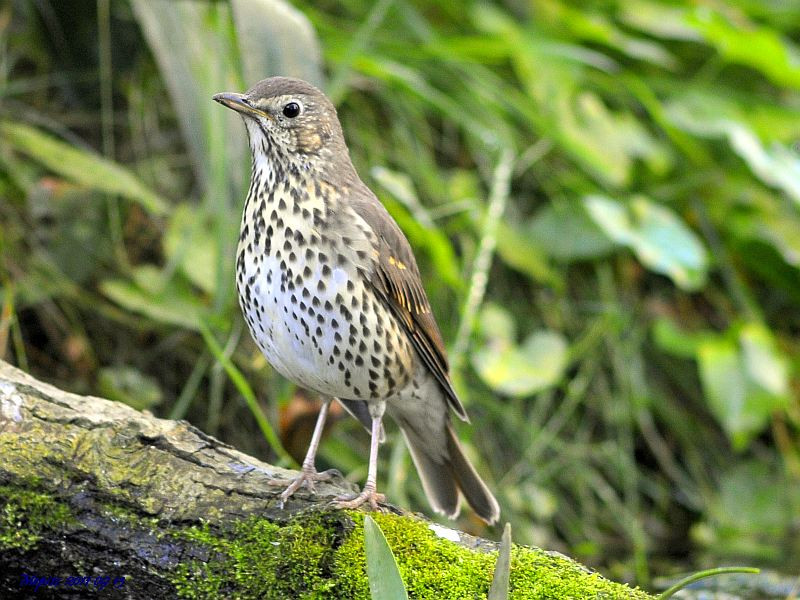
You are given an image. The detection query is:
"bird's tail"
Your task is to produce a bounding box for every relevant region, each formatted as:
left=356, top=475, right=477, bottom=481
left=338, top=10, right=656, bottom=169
left=399, top=420, right=500, bottom=525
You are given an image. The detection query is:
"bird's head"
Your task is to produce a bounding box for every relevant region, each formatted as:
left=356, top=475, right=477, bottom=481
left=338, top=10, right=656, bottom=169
left=214, top=77, right=346, bottom=162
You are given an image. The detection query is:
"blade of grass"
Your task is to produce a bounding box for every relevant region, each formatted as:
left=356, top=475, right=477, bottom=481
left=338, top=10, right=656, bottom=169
left=0, top=285, right=14, bottom=359
left=10, top=312, right=26, bottom=372
left=0, top=121, right=168, bottom=215
left=231, top=0, right=324, bottom=87
left=198, top=320, right=295, bottom=467
left=327, top=0, right=395, bottom=104
left=169, top=352, right=211, bottom=420
left=130, top=0, right=246, bottom=198
left=207, top=358, right=225, bottom=435
left=488, top=523, right=512, bottom=600
left=364, top=515, right=409, bottom=600
left=97, top=0, right=127, bottom=271
left=386, top=433, right=410, bottom=511
left=212, top=321, right=242, bottom=435
left=657, top=567, right=760, bottom=600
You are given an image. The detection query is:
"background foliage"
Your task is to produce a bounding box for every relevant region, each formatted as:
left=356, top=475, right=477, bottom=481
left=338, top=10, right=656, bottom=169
left=2, top=0, right=799, bottom=587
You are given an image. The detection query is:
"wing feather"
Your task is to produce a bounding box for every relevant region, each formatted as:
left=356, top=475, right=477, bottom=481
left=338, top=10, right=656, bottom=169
left=350, top=190, right=468, bottom=421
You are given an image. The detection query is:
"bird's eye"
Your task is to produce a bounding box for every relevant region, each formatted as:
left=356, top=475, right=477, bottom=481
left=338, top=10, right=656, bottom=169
left=282, top=102, right=301, bottom=118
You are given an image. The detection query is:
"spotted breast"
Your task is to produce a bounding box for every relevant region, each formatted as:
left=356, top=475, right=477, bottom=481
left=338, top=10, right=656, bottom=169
left=236, top=146, right=414, bottom=402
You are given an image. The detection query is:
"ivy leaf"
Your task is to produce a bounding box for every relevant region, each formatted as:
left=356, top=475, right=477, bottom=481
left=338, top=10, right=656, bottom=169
left=585, top=195, right=709, bottom=291
left=697, top=323, right=790, bottom=450
left=472, top=305, right=568, bottom=397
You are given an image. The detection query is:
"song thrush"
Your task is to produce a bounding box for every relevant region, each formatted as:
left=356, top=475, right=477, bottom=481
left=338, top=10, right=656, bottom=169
left=214, top=77, right=499, bottom=524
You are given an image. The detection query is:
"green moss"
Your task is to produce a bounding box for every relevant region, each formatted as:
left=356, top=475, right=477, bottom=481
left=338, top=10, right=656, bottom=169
left=0, top=485, right=74, bottom=551
left=169, top=510, right=653, bottom=600
left=172, top=512, right=341, bottom=599
left=334, top=512, right=491, bottom=599
left=334, top=512, right=652, bottom=600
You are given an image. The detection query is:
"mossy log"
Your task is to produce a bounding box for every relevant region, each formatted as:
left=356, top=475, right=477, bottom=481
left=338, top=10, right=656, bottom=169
left=0, top=359, right=652, bottom=599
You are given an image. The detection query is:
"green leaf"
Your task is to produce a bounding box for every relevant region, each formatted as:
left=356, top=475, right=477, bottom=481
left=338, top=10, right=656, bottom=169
left=739, top=322, right=790, bottom=398
left=665, top=96, right=800, bottom=205
left=97, top=366, right=163, bottom=411
left=163, top=203, right=219, bottom=294
left=584, top=195, right=709, bottom=291
left=528, top=201, right=616, bottom=262
left=727, top=189, right=800, bottom=271
left=476, top=303, right=517, bottom=344
left=488, top=523, right=512, bottom=600
left=0, top=121, right=167, bottom=215
left=651, top=318, right=718, bottom=359
left=620, top=2, right=701, bottom=41
left=726, top=126, right=800, bottom=206
left=472, top=305, right=568, bottom=397
left=100, top=266, right=208, bottom=330
left=131, top=0, right=247, bottom=201
left=494, top=222, right=563, bottom=290
left=697, top=323, right=790, bottom=450
left=696, top=337, right=748, bottom=446
left=662, top=89, right=768, bottom=139
left=231, top=0, right=324, bottom=88
left=554, top=92, right=672, bottom=187
left=546, top=2, right=678, bottom=68
left=687, top=8, right=800, bottom=89
left=364, top=515, right=409, bottom=600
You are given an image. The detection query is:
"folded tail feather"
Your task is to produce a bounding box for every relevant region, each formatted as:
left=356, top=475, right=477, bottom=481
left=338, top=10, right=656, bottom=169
left=444, top=422, right=500, bottom=525
left=399, top=418, right=500, bottom=525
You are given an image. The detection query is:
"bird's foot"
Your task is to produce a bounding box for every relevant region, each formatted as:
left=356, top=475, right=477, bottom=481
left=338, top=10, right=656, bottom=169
left=272, top=466, right=340, bottom=508
left=334, top=484, right=386, bottom=511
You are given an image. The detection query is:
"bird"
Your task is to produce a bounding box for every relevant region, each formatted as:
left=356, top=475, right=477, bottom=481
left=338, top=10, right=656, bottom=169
left=213, top=76, right=500, bottom=525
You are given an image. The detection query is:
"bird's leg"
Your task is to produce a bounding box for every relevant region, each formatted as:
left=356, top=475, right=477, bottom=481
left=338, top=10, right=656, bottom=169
left=275, top=397, right=339, bottom=507
left=335, top=402, right=386, bottom=511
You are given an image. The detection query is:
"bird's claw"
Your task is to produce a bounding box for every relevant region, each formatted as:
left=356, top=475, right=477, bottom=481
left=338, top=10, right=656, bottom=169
left=272, top=467, right=340, bottom=508
left=334, top=487, right=386, bottom=511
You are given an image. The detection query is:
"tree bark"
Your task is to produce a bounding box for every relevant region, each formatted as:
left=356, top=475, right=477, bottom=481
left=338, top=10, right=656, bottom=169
left=0, top=359, right=652, bottom=599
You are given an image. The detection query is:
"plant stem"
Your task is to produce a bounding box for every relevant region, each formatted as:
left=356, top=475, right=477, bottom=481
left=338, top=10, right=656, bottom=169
left=657, top=567, right=760, bottom=600
left=450, top=148, right=514, bottom=374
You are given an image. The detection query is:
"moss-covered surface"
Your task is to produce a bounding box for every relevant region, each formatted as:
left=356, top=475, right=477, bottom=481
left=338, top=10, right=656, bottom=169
left=0, top=485, right=75, bottom=551
left=171, top=510, right=654, bottom=599
left=0, top=479, right=652, bottom=598
left=0, top=363, right=654, bottom=597
left=172, top=513, right=341, bottom=598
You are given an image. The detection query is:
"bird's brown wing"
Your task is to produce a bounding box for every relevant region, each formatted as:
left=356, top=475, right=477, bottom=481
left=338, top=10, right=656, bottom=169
left=351, top=190, right=468, bottom=421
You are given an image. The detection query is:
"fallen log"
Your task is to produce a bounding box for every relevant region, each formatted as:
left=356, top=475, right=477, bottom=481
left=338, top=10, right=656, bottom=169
left=0, top=359, right=651, bottom=599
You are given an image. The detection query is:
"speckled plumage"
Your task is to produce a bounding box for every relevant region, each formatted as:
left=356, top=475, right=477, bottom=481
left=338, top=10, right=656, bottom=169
left=214, top=77, right=499, bottom=524
left=236, top=149, right=414, bottom=403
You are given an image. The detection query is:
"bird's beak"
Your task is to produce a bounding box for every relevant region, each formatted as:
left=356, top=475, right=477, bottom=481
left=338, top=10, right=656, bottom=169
left=212, top=92, right=271, bottom=119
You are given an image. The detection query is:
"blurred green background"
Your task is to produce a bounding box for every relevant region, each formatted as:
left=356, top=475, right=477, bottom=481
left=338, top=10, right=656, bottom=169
left=1, top=0, right=799, bottom=588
